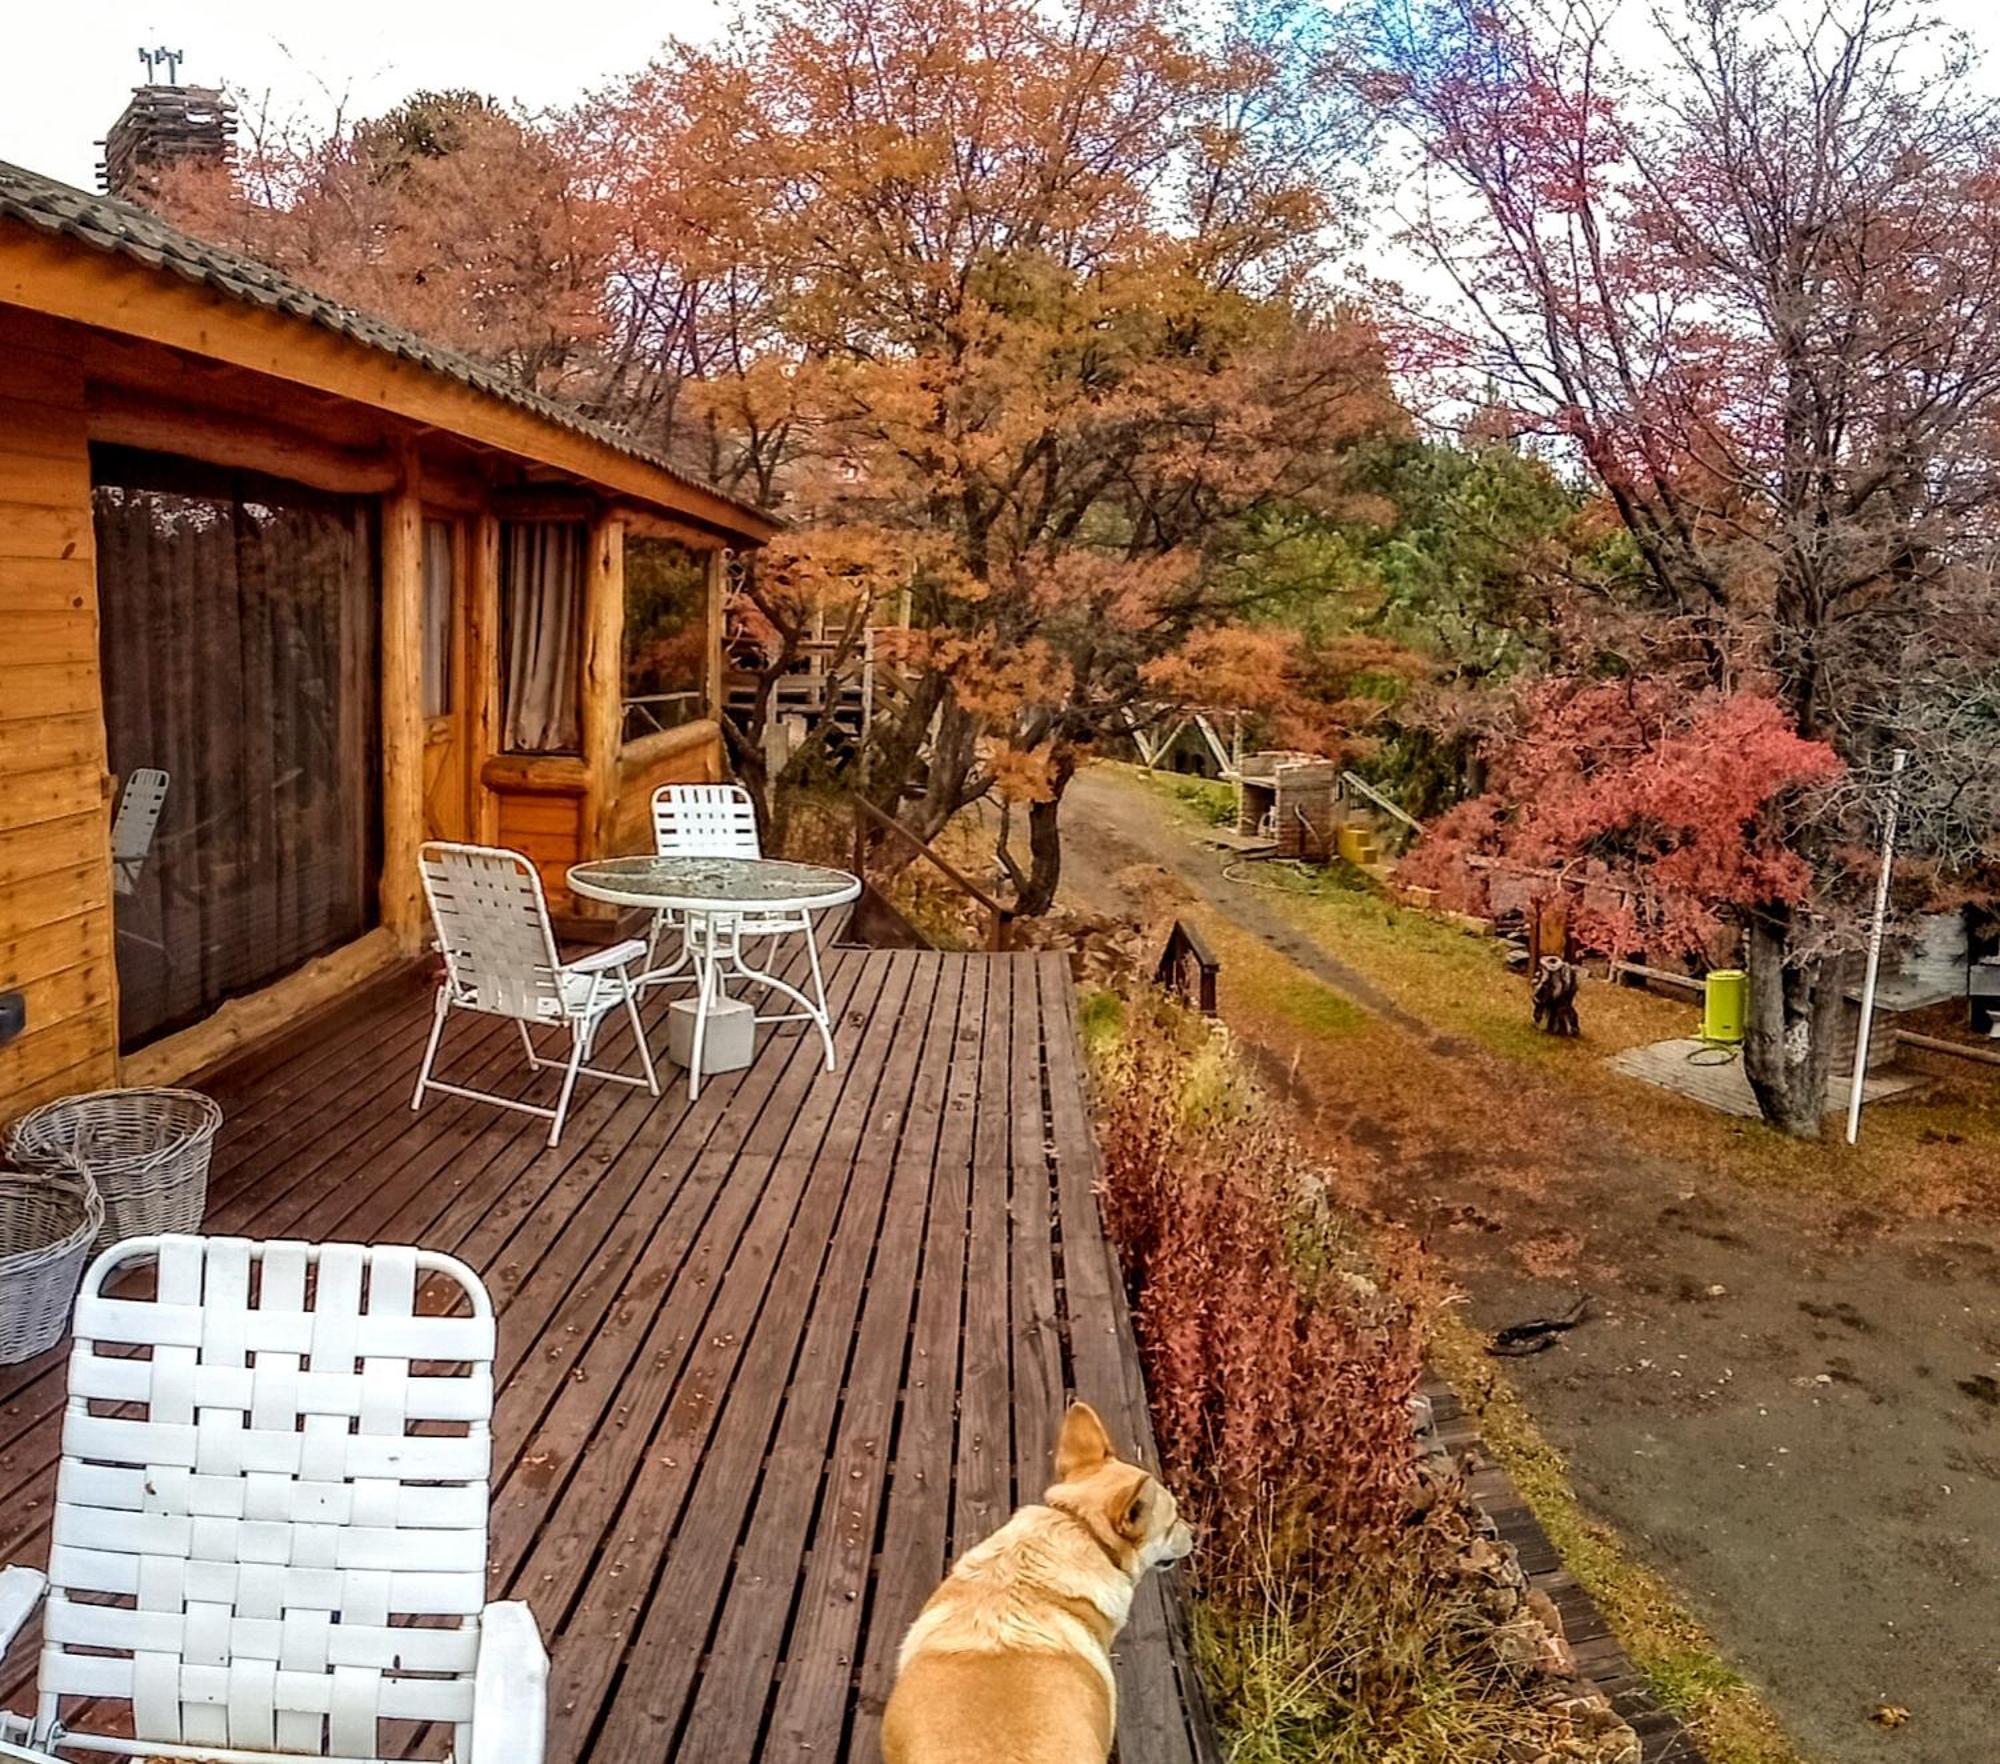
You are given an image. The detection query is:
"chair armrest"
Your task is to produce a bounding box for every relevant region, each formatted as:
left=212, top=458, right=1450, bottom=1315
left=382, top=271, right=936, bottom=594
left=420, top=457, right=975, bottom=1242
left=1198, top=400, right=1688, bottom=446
left=563, top=938, right=649, bottom=976
left=471, top=1600, right=548, bottom=1764
left=0, top=1566, right=47, bottom=1656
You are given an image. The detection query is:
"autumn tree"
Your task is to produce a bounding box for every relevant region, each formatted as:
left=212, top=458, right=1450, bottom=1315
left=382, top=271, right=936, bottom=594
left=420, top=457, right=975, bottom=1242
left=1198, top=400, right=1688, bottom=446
left=1364, top=0, right=2000, bottom=1134
left=153, top=90, right=611, bottom=395
left=592, top=0, right=1407, bottom=910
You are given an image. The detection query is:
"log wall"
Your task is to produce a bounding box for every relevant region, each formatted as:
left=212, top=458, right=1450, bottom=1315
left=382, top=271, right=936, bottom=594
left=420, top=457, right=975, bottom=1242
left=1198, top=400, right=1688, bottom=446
left=0, top=286, right=739, bottom=1114
left=0, top=305, right=118, bottom=1115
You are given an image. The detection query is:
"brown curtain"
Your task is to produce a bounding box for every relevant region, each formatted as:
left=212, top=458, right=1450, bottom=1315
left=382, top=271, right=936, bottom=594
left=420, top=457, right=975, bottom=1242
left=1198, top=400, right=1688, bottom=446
left=501, top=521, right=585, bottom=752
left=92, top=446, right=381, bottom=1050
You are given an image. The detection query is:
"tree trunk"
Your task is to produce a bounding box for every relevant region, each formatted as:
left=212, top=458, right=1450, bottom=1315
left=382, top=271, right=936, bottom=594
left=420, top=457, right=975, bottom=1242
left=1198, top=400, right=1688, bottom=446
left=1741, top=907, right=1842, bottom=1138
left=1012, top=752, right=1077, bottom=917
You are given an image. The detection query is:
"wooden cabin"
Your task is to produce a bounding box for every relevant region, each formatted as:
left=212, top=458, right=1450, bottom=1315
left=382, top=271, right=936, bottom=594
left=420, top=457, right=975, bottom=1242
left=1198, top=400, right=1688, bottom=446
left=0, top=160, right=780, bottom=1118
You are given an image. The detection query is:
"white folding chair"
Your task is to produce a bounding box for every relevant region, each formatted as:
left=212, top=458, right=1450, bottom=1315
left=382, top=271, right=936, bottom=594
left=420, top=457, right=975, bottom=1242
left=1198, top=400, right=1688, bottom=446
left=413, top=842, right=658, bottom=1147
left=0, top=1234, right=547, bottom=1764
left=642, top=783, right=764, bottom=981
left=645, top=784, right=834, bottom=1052
left=110, top=768, right=169, bottom=897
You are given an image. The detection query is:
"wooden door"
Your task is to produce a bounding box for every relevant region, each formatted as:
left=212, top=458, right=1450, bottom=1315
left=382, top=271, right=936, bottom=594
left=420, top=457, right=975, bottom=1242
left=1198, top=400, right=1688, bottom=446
left=419, top=516, right=472, bottom=843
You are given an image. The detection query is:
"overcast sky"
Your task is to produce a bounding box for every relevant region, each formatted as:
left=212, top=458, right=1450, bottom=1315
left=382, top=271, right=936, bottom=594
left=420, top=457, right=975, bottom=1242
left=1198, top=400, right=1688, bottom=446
left=0, top=1, right=728, bottom=189
left=11, top=0, right=2000, bottom=196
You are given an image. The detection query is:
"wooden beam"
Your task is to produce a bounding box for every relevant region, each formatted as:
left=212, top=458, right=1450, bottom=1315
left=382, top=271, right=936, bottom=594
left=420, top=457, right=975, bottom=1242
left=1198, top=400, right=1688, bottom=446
left=379, top=457, right=426, bottom=946
left=581, top=512, right=626, bottom=867
left=85, top=382, right=397, bottom=493
left=0, top=229, right=783, bottom=544
left=618, top=720, right=721, bottom=778
left=621, top=506, right=729, bottom=550
left=468, top=512, right=503, bottom=844
left=480, top=752, right=589, bottom=795
left=121, top=927, right=406, bottom=1088
left=491, top=486, right=603, bottom=521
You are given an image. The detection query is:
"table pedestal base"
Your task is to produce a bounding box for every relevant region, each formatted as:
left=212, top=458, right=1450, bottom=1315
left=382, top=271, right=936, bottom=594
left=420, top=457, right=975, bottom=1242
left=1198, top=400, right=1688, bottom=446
left=667, top=995, right=756, bottom=1074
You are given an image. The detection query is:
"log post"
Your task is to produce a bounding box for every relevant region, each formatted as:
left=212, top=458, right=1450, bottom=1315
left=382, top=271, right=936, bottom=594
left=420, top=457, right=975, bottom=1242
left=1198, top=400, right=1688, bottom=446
left=379, top=456, right=426, bottom=948
left=706, top=546, right=728, bottom=778
left=581, top=510, right=627, bottom=869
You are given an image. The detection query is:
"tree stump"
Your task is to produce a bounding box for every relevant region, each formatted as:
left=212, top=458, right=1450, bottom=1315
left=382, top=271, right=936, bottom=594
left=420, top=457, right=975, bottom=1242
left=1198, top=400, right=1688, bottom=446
left=1532, top=955, right=1581, bottom=1037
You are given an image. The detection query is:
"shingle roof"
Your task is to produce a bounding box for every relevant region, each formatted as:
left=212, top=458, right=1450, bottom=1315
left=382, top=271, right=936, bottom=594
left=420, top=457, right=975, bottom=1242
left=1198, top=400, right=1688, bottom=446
left=0, top=157, right=777, bottom=534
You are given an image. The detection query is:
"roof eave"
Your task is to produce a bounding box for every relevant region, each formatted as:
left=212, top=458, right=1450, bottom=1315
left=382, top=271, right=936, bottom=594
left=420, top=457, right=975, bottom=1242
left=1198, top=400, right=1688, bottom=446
left=0, top=187, right=783, bottom=545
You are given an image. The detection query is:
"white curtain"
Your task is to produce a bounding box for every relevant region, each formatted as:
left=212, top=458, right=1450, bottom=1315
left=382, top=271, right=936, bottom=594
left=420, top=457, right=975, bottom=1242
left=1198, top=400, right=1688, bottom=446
left=502, top=521, right=585, bottom=752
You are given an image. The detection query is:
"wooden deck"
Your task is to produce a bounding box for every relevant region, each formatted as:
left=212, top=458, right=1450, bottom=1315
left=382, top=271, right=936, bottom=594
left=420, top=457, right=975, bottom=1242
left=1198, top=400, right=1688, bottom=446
left=0, top=947, right=1215, bottom=1764
left=1607, top=1037, right=1925, bottom=1118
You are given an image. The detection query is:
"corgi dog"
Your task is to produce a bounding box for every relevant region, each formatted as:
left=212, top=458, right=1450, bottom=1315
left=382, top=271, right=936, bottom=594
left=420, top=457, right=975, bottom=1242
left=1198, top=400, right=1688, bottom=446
left=881, top=1401, right=1195, bottom=1764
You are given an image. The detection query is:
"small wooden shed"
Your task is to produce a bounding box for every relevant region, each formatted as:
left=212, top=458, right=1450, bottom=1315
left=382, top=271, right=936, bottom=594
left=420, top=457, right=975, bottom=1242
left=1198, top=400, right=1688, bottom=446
left=0, top=160, right=780, bottom=1117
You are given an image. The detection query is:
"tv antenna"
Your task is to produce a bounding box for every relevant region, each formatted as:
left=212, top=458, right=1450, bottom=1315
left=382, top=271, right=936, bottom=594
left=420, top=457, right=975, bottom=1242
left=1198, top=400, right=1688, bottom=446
left=138, top=45, right=185, bottom=85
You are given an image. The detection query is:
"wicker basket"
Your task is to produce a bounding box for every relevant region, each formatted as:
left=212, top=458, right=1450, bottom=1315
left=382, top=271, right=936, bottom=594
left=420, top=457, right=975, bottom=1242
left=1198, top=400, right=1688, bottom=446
left=0, top=1169, right=102, bottom=1364
left=5, top=1088, right=222, bottom=1248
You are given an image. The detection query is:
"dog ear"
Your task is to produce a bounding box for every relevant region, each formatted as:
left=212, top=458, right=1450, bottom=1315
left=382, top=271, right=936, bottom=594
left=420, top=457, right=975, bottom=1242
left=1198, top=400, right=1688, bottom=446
left=1055, top=1401, right=1115, bottom=1482
left=1111, top=1473, right=1155, bottom=1543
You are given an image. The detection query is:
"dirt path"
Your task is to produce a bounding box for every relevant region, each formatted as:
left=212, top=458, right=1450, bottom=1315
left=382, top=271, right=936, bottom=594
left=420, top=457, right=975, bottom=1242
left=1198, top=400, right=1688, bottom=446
left=1061, top=763, right=2000, bottom=1764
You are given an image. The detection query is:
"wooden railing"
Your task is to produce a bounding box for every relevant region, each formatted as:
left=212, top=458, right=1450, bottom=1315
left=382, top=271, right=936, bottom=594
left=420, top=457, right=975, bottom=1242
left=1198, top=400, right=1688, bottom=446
left=621, top=690, right=705, bottom=743
left=850, top=796, right=1017, bottom=950
left=1155, top=918, right=1219, bottom=1014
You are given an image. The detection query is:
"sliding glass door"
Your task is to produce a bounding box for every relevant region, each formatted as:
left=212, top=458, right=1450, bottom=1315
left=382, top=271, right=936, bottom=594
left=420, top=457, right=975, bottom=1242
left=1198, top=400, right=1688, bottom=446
left=92, top=446, right=381, bottom=1049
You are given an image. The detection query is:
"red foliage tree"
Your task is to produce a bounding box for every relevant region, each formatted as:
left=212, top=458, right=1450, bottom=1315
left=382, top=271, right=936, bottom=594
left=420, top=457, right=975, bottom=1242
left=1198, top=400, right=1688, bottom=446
left=1365, top=0, right=2000, bottom=1132
left=1404, top=683, right=1843, bottom=958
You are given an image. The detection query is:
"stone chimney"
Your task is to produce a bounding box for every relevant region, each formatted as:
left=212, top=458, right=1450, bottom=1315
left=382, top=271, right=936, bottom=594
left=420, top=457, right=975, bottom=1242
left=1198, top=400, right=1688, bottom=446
left=99, top=83, right=237, bottom=200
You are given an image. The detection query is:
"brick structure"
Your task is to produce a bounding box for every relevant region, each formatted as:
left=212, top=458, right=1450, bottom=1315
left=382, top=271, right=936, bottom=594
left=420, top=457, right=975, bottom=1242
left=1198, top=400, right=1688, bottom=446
left=99, top=85, right=236, bottom=200
left=1236, top=751, right=1338, bottom=861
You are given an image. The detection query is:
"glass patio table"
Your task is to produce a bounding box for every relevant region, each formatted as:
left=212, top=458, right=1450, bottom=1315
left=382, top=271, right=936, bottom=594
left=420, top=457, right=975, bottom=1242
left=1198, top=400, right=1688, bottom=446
left=566, top=855, right=860, bottom=1100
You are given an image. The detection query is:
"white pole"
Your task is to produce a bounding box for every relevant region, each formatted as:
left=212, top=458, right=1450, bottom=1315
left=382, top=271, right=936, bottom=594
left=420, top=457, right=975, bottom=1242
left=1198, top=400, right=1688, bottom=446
left=1845, top=747, right=1909, bottom=1145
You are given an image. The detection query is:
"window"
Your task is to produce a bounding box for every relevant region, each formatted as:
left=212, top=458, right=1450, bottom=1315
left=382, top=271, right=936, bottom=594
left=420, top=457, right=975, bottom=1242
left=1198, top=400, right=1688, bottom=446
left=421, top=518, right=455, bottom=720
left=91, top=445, right=381, bottom=1049
left=623, top=536, right=709, bottom=741
left=500, top=520, right=586, bottom=752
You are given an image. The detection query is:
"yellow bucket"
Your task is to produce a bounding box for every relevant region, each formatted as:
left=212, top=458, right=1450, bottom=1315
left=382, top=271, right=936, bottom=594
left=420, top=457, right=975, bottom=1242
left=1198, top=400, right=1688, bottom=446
left=1702, top=969, right=1747, bottom=1045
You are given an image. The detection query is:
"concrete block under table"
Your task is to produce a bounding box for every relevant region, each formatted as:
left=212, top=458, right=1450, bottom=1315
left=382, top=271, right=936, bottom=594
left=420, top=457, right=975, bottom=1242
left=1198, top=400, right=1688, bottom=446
left=666, top=995, right=757, bottom=1073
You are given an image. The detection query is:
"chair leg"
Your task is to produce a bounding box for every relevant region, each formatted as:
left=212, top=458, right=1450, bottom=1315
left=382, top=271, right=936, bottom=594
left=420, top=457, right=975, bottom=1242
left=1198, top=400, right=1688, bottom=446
left=517, top=1019, right=545, bottom=1072
left=688, top=943, right=713, bottom=1104
left=803, top=917, right=836, bottom=1071
left=622, top=972, right=661, bottom=1097
left=412, top=990, right=450, bottom=1113
left=549, top=1025, right=589, bottom=1147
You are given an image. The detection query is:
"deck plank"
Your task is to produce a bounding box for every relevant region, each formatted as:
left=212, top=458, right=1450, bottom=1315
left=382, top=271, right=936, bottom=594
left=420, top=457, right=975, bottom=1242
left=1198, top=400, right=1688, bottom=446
left=0, top=948, right=1216, bottom=1764
left=557, top=952, right=941, bottom=1760
left=953, top=957, right=1015, bottom=1554
left=849, top=953, right=988, bottom=1732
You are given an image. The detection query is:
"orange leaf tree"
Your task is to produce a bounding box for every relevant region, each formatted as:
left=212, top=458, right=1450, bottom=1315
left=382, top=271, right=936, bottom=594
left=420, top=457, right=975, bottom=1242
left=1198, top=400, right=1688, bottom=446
left=154, top=90, right=613, bottom=397
left=593, top=0, right=1406, bottom=908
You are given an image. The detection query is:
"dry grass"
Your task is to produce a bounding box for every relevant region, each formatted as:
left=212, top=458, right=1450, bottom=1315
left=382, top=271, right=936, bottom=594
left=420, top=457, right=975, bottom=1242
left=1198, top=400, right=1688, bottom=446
left=1130, top=763, right=2000, bottom=1220
left=1107, top=769, right=1817, bottom=1763
left=1192, top=1506, right=1575, bottom=1764
left=1096, top=968, right=1807, bottom=1764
